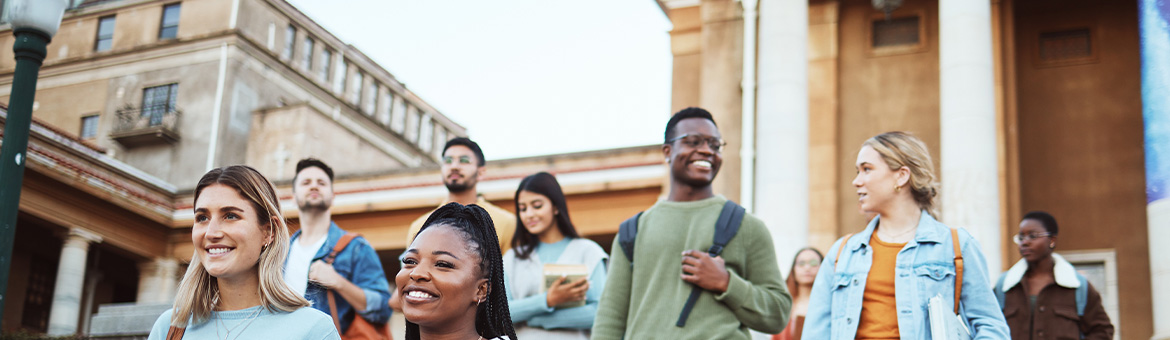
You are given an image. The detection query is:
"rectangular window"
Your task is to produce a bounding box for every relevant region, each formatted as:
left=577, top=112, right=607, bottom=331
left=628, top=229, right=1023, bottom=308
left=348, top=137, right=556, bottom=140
left=302, top=37, right=314, bottom=71
left=282, top=25, right=296, bottom=60
left=333, top=61, right=347, bottom=94
left=158, top=3, right=181, bottom=40
left=872, top=16, right=920, bottom=48
left=95, top=16, right=115, bottom=52
left=364, top=82, right=377, bottom=114
left=351, top=71, right=364, bottom=106
left=80, top=115, right=99, bottom=139
left=142, top=84, right=178, bottom=126
left=418, top=115, right=433, bottom=151
left=381, top=91, right=394, bottom=125
left=319, top=49, right=332, bottom=81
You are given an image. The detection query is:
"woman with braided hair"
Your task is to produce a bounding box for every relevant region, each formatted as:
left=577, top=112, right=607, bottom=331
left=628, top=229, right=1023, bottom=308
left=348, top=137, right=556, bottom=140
left=398, top=202, right=518, bottom=340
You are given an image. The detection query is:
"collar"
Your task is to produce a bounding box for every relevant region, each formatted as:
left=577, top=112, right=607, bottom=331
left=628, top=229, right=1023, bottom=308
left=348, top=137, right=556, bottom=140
left=850, top=210, right=944, bottom=252
left=1000, top=253, right=1082, bottom=292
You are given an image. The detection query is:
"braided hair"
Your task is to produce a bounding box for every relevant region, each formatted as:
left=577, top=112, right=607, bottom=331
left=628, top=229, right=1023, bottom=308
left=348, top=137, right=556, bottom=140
left=405, top=202, right=517, bottom=340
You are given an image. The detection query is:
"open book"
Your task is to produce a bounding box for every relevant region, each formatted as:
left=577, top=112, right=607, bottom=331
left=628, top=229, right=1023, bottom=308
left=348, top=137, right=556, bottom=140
left=541, top=263, right=588, bottom=308
left=928, top=294, right=972, bottom=340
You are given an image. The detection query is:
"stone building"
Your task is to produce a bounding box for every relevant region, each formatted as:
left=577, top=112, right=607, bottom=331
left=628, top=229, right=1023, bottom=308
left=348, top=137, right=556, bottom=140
left=656, top=0, right=1164, bottom=338
left=0, top=0, right=669, bottom=337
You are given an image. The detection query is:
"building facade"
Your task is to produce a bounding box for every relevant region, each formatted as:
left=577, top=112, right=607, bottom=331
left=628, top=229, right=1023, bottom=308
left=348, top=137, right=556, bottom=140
left=656, top=0, right=1162, bottom=338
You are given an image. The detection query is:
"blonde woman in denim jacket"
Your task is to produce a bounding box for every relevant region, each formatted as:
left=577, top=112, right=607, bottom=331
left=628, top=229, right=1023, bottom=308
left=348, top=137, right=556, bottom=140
left=801, top=132, right=1009, bottom=340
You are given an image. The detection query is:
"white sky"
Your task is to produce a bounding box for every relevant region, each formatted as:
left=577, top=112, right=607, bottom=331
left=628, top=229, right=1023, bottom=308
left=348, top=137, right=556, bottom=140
left=284, top=0, right=674, bottom=161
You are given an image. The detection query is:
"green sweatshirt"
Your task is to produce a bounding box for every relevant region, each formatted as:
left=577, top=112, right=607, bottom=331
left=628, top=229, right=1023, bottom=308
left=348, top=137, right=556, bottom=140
left=591, top=195, right=791, bottom=340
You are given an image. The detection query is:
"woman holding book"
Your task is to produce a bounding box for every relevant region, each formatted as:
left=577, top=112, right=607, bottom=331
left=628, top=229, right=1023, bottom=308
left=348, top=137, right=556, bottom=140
left=772, top=247, right=823, bottom=340
left=801, top=131, right=1009, bottom=340
left=502, top=172, right=608, bottom=339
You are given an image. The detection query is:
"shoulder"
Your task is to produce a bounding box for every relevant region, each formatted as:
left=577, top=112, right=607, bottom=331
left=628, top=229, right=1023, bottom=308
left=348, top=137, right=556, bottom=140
left=737, top=212, right=771, bottom=238
left=148, top=308, right=175, bottom=338
left=285, top=307, right=339, bottom=331
left=481, top=201, right=516, bottom=222
left=570, top=238, right=609, bottom=258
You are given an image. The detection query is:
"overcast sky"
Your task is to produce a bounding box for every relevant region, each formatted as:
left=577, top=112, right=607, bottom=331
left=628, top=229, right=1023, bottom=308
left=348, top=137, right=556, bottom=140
left=284, top=0, right=674, bottom=160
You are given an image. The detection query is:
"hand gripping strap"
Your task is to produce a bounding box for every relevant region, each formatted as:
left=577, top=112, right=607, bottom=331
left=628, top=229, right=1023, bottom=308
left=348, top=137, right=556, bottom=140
left=676, top=201, right=745, bottom=327
left=326, top=233, right=360, bottom=332
left=951, top=228, right=963, bottom=315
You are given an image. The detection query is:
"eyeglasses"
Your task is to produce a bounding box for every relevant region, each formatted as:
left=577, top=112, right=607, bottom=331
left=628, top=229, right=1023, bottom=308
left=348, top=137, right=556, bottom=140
left=795, top=259, right=821, bottom=268
left=442, top=156, right=473, bottom=165
left=1013, top=232, right=1052, bottom=244
left=668, top=134, right=727, bottom=153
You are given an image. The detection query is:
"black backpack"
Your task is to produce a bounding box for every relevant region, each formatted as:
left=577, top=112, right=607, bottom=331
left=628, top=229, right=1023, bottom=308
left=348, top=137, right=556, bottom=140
left=617, top=200, right=746, bottom=328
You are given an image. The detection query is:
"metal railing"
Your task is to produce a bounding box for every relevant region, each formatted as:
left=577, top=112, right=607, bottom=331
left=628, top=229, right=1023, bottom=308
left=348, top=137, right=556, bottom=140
left=113, top=104, right=182, bottom=133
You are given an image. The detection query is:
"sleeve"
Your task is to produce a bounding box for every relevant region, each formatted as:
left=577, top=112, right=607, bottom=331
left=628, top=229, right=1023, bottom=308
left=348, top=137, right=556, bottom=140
left=527, top=256, right=608, bottom=329
left=590, top=237, right=632, bottom=340
left=146, top=309, right=174, bottom=340
left=955, top=231, right=1012, bottom=340
left=350, top=237, right=393, bottom=323
left=1080, top=283, right=1115, bottom=340
left=801, top=238, right=844, bottom=340
left=711, top=219, right=792, bottom=334
left=504, top=267, right=555, bottom=323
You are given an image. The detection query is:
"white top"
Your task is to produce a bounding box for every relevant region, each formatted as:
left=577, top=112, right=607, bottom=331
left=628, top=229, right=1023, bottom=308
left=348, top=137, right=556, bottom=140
left=285, top=234, right=327, bottom=297
left=147, top=306, right=339, bottom=340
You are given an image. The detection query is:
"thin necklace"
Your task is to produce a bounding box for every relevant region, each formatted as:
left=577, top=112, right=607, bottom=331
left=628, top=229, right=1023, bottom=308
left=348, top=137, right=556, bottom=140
left=216, top=306, right=262, bottom=340
left=877, top=226, right=916, bottom=241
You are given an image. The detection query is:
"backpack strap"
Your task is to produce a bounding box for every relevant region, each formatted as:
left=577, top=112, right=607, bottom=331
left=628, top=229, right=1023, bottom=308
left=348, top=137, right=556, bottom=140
left=950, top=228, right=964, bottom=315
left=676, top=201, right=745, bottom=327
left=166, top=326, right=185, bottom=340
left=324, top=232, right=360, bottom=333
left=834, top=233, right=855, bottom=270
left=1075, top=273, right=1088, bottom=316
left=618, top=212, right=643, bottom=267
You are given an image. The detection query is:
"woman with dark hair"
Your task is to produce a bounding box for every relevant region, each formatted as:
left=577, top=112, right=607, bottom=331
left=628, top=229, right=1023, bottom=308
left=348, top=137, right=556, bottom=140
left=772, top=247, right=823, bottom=340
left=993, top=211, right=1114, bottom=339
left=147, top=165, right=338, bottom=339
left=502, top=172, right=607, bottom=339
left=398, top=202, right=517, bottom=340
left=802, top=131, right=1009, bottom=339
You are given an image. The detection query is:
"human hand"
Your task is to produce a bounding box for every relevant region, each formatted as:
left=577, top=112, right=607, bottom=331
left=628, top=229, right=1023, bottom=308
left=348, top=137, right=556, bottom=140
left=308, top=260, right=344, bottom=289
left=546, top=276, right=589, bottom=308
left=681, top=249, right=729, bottom=293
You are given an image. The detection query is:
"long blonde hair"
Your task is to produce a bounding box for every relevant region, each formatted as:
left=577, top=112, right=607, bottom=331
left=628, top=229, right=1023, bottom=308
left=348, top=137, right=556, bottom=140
left=862, top=131, right=940, bottom=217
left=171, top=165, right=309, bottom=327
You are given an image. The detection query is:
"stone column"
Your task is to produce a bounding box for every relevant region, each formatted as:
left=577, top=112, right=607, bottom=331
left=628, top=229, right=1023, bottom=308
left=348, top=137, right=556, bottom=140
left=136, top=258, right=181, bottom=305
left=756, top=0, right=809, bottom=276
left=699, top=0, right=744, bottom=203
left=47, top=228, right=102, bottom=336
left=1138, top=1, right=1170, bottom=338
left=938, top=0, right=1002, bottom=278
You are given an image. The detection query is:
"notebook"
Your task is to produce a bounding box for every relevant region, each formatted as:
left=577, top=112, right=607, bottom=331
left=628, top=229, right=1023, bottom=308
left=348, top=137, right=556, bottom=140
left=541, top=263, right=589, bottom=308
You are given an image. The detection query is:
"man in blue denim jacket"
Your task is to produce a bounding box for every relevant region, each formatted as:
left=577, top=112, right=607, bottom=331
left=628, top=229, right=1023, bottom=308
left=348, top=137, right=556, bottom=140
left=802, top=211, right=1010, bottom=340
left=284, top=158, right=392, bottom=333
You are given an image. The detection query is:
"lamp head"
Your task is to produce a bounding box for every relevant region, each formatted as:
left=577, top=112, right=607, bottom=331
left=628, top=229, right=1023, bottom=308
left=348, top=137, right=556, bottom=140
left=5, top=0, right=67, bottom=38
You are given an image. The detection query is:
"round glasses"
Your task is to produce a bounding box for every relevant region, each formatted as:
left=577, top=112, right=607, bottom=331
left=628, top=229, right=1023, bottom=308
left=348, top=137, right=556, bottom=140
left=1012, top=232, right=1051, bottom=244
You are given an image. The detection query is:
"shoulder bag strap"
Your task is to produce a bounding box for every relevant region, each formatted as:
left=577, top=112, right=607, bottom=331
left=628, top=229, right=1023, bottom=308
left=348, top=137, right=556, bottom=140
left=166, top=326, right=185, bottom=340
left=676, top=201, right=745, bottom=327
left=834, top=233, right=856, bottom=271
left=951, top=228, right=964, bottom=315
left=325, top=232, right=360, bottom=333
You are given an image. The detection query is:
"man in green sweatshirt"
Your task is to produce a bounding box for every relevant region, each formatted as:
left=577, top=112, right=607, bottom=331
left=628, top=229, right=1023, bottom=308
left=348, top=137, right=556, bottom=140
left=592, top=107, right=792, bottom=339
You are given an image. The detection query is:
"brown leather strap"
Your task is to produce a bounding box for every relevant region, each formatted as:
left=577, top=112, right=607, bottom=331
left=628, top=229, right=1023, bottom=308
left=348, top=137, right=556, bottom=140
left=951, top=228, right=964, bottom=315
left=324, top=232, right=360, bottom=333
left=833, top=233, right=855, bottom=270
left=166, top=326, right=185, bottom=340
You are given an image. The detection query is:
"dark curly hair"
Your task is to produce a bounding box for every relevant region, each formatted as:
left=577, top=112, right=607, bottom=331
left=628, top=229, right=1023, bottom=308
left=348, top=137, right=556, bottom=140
left=405, top=203, right=516, bottom=340
left=511, top=172, right=580, bottom=260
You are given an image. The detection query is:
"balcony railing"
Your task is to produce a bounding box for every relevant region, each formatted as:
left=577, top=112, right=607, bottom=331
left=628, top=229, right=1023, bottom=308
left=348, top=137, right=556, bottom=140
left=109, top=104, right=182, bottom=147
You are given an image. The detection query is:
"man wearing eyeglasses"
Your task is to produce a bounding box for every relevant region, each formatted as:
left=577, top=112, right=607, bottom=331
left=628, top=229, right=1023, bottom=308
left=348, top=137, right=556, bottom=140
left=404, top=137, right=515, bottom=253
left=593, top=107, right=792, bottom=340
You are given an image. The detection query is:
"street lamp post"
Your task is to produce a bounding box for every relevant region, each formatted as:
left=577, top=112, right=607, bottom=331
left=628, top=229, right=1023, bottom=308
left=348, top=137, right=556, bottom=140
left=0, top=0, right=66, bottom=323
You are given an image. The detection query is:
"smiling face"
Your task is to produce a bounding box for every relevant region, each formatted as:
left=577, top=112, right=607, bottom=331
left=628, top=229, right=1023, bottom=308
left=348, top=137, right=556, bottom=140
left=665, top=118, right=723, bottom=188
left=293, top=166, right=333, bottom=212
left=192, top=184, right=274, bottom=283
left=397, top=225, right=488, bottom=328
left=1017, top=219, right=1055, bottom=263
left=442, top=145, right=483, bottom=193
left=851, top=145, right=906, bottom=215
left=793, top=249, right=822, bottom=286
left=517, top=190, right=561, bottom=240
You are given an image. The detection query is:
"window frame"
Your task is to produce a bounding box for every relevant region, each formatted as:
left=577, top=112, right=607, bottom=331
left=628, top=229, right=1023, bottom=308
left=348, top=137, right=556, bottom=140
left=94, top=15, right=115, bottom=52
left=282, top=25, right=297, bottom=60
left=141, top=83, right=179, bottom=126
left=158, top=3, right=181, bottom=40
left=80, top=114, right=100, bottom=139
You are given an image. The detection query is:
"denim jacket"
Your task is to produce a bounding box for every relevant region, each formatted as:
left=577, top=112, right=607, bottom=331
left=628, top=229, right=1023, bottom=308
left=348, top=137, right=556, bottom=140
left=801, top=212, right=1009, bottom=340
left=288, top=222, right=392, bottom=332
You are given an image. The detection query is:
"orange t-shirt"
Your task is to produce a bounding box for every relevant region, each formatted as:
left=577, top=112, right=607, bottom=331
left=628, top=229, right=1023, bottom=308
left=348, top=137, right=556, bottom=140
left=856, top=233, right=905, bottom=340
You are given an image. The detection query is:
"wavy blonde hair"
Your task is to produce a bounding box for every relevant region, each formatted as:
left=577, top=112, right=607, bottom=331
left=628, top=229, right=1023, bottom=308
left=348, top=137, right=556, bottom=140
left=171, top=165, right=309, bottom=327
left=862, top=131, right=940, bottom=217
